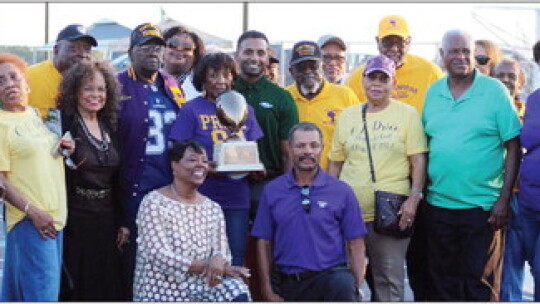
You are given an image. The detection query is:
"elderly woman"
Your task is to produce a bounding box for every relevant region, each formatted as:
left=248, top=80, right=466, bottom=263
left=328, top=55, right=427, bottom=301
left=162, top=26, right=206, bottom=100
left=0, top=54, right=74, bottom=301
left=169, top=52, right=263, bottom=267
left=134, top=140, right=251, bottom=301
left=56, top=59, right=129, bottom=301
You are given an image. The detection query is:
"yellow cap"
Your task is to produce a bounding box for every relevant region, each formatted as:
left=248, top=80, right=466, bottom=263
left=378, top=15, right=410, bottom=38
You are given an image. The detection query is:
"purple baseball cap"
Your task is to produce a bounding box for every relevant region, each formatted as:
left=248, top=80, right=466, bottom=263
left=364, top=55, right=396, bottom=78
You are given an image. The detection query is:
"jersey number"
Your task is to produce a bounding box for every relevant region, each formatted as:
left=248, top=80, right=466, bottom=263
left=146, top=110, right=176, bottom=154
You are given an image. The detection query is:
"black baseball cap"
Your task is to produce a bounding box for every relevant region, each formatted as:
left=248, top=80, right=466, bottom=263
left=56, top=24, right=97, bottom=47
left=289, top=40, right=321, bottom=67
left=130, top=23, right=165, bottom=49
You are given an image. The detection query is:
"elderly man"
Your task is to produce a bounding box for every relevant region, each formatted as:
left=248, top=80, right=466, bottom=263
left=346, top=15, right=443, bottom=113
left=116, top=22, right=185, bottom=299
left=252, top=122, right=366, bottom=302
left=422, top=29, right=521, bottom=301
left=27, top=24, right=97, bottom=119
left=286, top=40, right=359, bottom=170
left=318, top=34, right=348, bottom=84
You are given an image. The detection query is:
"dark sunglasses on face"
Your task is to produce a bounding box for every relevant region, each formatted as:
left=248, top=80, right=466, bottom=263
left=475, top=55, right=490, bottom=66
left=300, top=186, right=311, bottom=213
left=167, top=38, right=195, bottom=51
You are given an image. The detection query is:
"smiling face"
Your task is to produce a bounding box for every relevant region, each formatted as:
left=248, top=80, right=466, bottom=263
left=440, top=33, right=475, bottom=80
left=492, top=61, right=523, bottom=98
left=172, top=147, right=209, bottom=187
left=77, top=70, right=106, bottom=115
left=289, top=129, right=322, bottom=172
left=321, top=43, right=346, bottom=83
left=54, top=39, right=93, bottom=73
left=376, top=35, right=410, bottom=67
left=164, top=33, right=196, bottom=73
left=236, top=37, right=269, bottom=80
left=130, top=40, right=164, bottom=77
left=0, top=62, right=29, bottom=111
left=203, top=67, right=233, bottom=101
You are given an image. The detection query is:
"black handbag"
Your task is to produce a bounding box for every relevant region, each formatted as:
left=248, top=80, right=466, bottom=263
left=362, top=104, right=413, bottom=239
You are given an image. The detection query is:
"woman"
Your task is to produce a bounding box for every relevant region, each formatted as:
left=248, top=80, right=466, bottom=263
left=0, top=54, right=74, bottom=301
left=328, top=55, right=427, bottom=301
left=56, top=59, right=129, bottom=301
left=475, top=39, right=502, bottom=76
left=134, top=140, right=251, bottom=301
left=169, top=52, right=263, bottom=267
left=162, top=26, right=206, bottom=100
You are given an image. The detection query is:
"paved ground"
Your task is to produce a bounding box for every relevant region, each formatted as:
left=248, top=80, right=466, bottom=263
left=0, top=202, right=534, bottom=300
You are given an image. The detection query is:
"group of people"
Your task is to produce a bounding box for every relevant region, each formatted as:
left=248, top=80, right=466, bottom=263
left=0, top=13, right=538, bottom=303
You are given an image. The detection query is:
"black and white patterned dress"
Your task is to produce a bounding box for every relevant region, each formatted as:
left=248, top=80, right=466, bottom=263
left=133, top=191, right=250, bottom=301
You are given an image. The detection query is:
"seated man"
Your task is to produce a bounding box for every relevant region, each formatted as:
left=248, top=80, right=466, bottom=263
left=252, top=122, right=367, bottom=301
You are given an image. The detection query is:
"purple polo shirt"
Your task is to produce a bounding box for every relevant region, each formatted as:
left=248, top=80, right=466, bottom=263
left=251, top=168, right=367, bottom=274
left=168, top=95, right=263, bottom=210
left=520, top=90, right=540, bottom=211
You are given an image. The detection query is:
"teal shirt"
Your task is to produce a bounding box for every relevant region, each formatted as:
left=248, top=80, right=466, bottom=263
left=422, top=71, right=521, bottom=210
left=235, top=76, right=299, bottom=173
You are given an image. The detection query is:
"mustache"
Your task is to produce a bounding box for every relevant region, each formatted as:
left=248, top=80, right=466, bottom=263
left=299, top=155, right=316, bottom=162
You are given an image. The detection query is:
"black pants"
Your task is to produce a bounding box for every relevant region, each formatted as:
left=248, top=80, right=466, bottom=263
left=425, top=204, right=502, bottom=301
left=277, top=266, right=358, bottom=302
left=406, top=200, right=432, bottom=301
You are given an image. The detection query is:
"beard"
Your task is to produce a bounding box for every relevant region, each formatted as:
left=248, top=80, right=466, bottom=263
left=240, top=61, right=264, bottom=78
left=299, top=80, right=321, bottom=95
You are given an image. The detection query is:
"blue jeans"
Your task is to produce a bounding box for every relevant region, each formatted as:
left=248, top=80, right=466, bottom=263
left=501, top=194, right=540, bottom=301
left=223, top=209, right=249, bottom=266
left=1, top=218, right=64, bottom=301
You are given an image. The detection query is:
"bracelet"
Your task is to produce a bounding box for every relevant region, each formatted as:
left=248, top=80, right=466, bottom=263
left=23, top=202, right=30, bottom=214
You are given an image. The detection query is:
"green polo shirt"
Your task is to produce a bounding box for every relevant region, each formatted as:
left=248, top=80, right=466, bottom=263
left=235, top=76, right=299, bottom=173
left=422, top=71, right=521, bottom=210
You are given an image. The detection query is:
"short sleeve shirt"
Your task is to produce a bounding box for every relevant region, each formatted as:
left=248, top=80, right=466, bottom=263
left=251, top=169, right=367, bottom=274
left=329, top=100, right=427, bottom=222
left=422, top=71, right=521, bottom=210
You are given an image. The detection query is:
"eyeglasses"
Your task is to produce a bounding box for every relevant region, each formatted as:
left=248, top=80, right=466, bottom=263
left=137, top=44, right=164, bottom=54
left=475, top=55, right=490, bottom=66
left=380, top=37, right=410, bottom=49
left=167, top=38, right=195, bottom=52
left=300, top=186, right=311, bottom=213
left=322, top=54, right=346, bottom=64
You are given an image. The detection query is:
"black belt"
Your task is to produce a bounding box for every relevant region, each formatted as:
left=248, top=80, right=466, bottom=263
left=280, top=263, right=347, bottom=282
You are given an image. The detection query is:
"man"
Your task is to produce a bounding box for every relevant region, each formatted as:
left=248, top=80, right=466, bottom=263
left=286, top=40, right=359, bottom=170
left=492, top=58, right=526, bottom=119
left=318, top=34, right=348, bottom=84
left=345, top=15, right=443, bottom=113
left=27, top=24, right=97, bottom=119
left=234, top=30, right=299, bottom=300
left=116, top=22, right=185, bottom=299
left=252, top=122, right=366, bottom=302
left=266, top=55, right=280, bottom=86
left=422, top=29, right=521, bottom=301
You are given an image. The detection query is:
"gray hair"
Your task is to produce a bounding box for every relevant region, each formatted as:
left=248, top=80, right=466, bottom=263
left=287, top=121, right=323, bottom=143
left=440, top=29, right=474, bottom=53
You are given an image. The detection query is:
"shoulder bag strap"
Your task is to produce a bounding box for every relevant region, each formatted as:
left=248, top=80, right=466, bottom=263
left=362, top=103, right=376, bottom=184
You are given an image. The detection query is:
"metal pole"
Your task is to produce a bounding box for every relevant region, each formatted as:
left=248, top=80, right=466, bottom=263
left=242, top=2, right=248, bottom=32
left=45, top=2, right=49, bottom=44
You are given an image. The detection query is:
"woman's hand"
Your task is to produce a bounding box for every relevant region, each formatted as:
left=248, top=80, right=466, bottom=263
left=116, top=226, right=130, bottom=249
left=27, top=205, right=57, bottom=239
left=58, top=136, right=76, bottom=157
left=398, top=195, right=420, bottom=231
left=224, top=264, right=251, bottom=279
left=204, top=255, right=226, bottom=287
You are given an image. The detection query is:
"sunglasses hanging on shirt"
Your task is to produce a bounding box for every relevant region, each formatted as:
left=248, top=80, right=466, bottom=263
left=300, top=186, right=311, bottom=213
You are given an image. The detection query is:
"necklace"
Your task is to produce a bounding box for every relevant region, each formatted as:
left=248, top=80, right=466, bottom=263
left=78, top=115, right=109, bottom=152
left=170, top=184, right=199, bottom=204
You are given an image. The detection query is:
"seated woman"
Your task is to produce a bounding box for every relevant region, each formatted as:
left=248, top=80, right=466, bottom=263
left=169, top=52, right=263, bottom=267
left=328, top=55, right=427, bottom=301
left=133, top=140, right=251, bottom=302
left=57, top=59, right=129, bottom=301
left=0, top=54, right=74, bottom=301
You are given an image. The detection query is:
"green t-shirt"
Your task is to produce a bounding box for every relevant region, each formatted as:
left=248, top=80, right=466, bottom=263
left=422, top=71, right=521, bottom=210
left=235, top=76, right=299, bottom=173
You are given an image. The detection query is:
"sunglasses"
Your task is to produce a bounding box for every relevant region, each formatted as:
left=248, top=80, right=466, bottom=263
left=475, top=55, right=490, bottom=66
left=137, top=44, right=163, bottom=54
left=300, top=186, right=311, bottom=213
left=167, top=38, right=195, bottom=52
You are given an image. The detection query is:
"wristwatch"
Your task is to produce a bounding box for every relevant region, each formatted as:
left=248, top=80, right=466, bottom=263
left=410, top=187, right=424, bottom=200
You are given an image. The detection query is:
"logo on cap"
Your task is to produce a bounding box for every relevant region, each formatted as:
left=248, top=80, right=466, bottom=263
left=296, top=44, right=316, bottom=57
left=138, top=24, right=162, bottom=39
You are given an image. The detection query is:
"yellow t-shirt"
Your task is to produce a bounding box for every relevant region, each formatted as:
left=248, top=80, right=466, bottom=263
left=345, top=54, right=444, bottom=113
left=26, top=60, right=62, bottom=120
left=329, top=100, right=428, bottom=222
left=0, top=108, right=67, bottom=231
left=287, top=81, right=360, bottom=170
